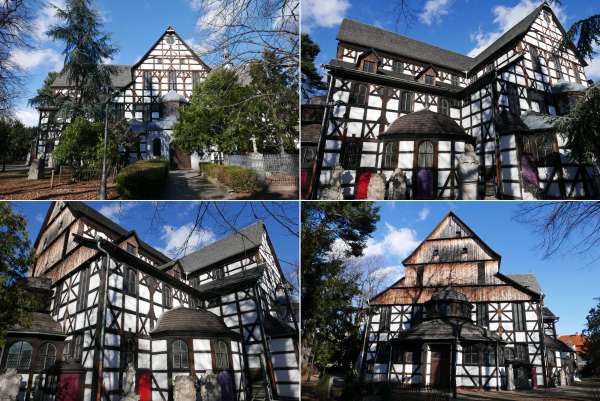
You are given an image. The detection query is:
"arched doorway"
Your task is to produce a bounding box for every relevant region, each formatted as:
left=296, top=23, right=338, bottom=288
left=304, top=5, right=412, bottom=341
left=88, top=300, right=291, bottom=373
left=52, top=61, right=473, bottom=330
left=415, top=140, right=435, bottom=199
left=152, top=138, right=161, bottom=157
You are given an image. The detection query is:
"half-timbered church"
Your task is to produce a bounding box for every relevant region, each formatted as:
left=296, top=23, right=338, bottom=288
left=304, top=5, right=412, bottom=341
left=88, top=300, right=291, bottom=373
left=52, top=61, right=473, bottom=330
left=33, top=27, right=212, bottom=170
left=362, top=212, right=576, bottom=393
left=1, top=201, right=299, bottom=401
left=310, top=2, right=598, bottom=200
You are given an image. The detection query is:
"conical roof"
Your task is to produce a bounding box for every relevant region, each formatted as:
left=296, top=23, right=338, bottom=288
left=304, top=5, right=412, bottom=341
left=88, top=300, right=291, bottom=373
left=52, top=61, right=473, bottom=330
left=381, top=109, right=467, bottom=138
left=151, top=307, right=240, bottom=339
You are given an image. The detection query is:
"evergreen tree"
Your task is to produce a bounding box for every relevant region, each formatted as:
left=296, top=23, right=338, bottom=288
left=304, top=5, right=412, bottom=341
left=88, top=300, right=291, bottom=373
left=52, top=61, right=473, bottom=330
left=0, top=203, right=36, bottom=346
left=0, top=119, right=36, bottom=170
left=28, top=72, right=61, bottom=109
left=583, top=298, right=600, bottom=377
left=301, top=34, right=326, bottom=102
left=47, top=0, right=117, bottom=119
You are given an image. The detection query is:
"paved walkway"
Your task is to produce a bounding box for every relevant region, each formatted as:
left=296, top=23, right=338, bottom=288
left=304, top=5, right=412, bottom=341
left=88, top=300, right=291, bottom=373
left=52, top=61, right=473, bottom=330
left=160, top=170, right=228, bottom=199
left=457, top=382, right=600, bottom=401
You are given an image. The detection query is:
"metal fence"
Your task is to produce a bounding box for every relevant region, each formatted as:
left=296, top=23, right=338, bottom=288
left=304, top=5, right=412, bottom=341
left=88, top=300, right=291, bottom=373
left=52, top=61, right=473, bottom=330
left=223, top=153, right=299, bottom=186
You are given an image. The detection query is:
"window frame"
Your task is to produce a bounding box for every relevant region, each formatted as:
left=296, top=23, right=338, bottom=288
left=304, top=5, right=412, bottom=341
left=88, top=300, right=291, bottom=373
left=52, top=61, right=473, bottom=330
left=341, top=140, right=362, bottom=170
left=530, top=47, right=543, bottom=73
left=399, top=91, right=413, bottom=113
left=411, top=304, right=423, bottom=326
left=77, top=268, right=89, bottom=312
left=476, top=303, right=488, bottom=328
left=124, top=266, right=138, bottom=296
left=379, top=306, right=391, bottom=331
left=439, top=98, right=450, bottom=116
left=121, top=335, right=137, bottom=368
left=392, top=60, right=403, bottom=73
left=513, top=302, right=526, bottom=331
left=168, top=70, right=178, bottom=91
left=163, top=285, right=173, bottom=308
left=350, top=83, right=368, bottom=106
left=172, top=339, right=190, bottom=370
left=192, top=71, right=201, bottom=88
left=143, top=70, right=152, bottom=91
left=213, top=339, right=231, bottom=370
left=363, top=61, right=376, bottom=73
left=382, top=141, right=398, bottom=169
left=6, top=341, right=33, bottom=370
left=463, top=343, right=480, bottom=365
left=417, top=141, right=434, bottom=169
left=72, top=335, right=83, bottom=362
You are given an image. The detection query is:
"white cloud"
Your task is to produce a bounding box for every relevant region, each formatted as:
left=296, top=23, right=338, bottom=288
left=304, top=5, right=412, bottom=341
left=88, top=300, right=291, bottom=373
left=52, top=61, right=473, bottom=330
left=369, top=265, right=403, bottom=281
left=419, top=0, right=452, bottom=26
left=586, top=46, right=600, bottom=80
left=15, top=107, right=40, bottom=127
left=31, top=0, right=65, bottom=43
left=364, top=223, right=420, bottom=258
left=418, top=207, right=430, bottom=221
left=159, top=223, right=216, bottom=257
left=302, top=0, right=350, bottom=30
left=9, top=48, right=63, bottom=72
left=468, top=0, right=566, bottom=57
left=98, top=202, right=138, bottom=223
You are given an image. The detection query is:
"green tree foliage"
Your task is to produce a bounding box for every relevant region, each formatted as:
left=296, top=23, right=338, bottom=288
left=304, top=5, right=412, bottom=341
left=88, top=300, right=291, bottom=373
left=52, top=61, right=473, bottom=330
left=47, top=0, right=117, bottom=118
left=583, top=298, right=600, bottom=377
left=28, top=72, right=61, bottom=109
left=0, top=119, right=36, bottom=170
left=301, top=34, right=326, bottom=101
left=53, top=116, right=103, bottom=167
left=0, top=203, right=36, bottom=346
left=302, top=202, right=380, bottom=369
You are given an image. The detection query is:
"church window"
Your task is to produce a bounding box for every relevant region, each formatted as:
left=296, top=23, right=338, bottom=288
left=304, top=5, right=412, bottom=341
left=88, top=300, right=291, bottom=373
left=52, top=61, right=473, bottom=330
left=573, top=62, right=582, bottom=83
left=513, top=303, right=526, bottom=331
left=476, top=303, right=488, bottom=327
left=514, top=344, right=529, bottom=361
left=439, top=98, right=450, bottom=116
left=411, top=304, right=423, bottom=325
left=416, top=265, right=424, bottom=287
left=553, top=55, right=563, bottom=80
left=53, top=282, right=62, bottom=317
left=521, top=132, right=557, bottom=167
left=451, top=75, right=459, bottom=86
left=113, top=102, right=125, bottom=121
left=379, top=306, right=391, bottom=331
left=381, top=142, right=398, bottom=169
left=36, top=343, right=56, bottom=370
left=192, top=71, right=201, bottom=88
left=425, top=75, right=434, bottom=85
left=77, top=268, right=89, bottom=312
left=477, top=262, right=485, bottom=285
left=341, top=141, right=361, bottom=170
left=350, top=83, right=368, bottom=106
left=168, top=70, right=177, bottom=91
left=463, top=344, right=480, bottom=365
left=363, top=61, right=376, bottom=73
left=127, top=243, right=137, bottom=255
left=73, top=335, right=83, bottom=362
left=62, top=341, right=71, bottom=361
left=507, top=83, right=520, bottom=115
left=124, top=266, right=138, bottom=296
left=530, top=47, right=542, bottom=73
left=483, top=344, right=496, bottom=366
left=214, top=340, right=230, bottom=370
left=143, top=71, right=152, bottom=91
left=6, top=341, right=32, bottom=370
left=172, top=339, right=189, bottom=369
left=392, top=60, right=403, bottom=73
left=399, top=91, right=413, bottom=113
left=543, top=10, right=551, bottom=23
left=212, top=267, right=225, bottom=280
left=163, top=285, right=173, bottom=308
left=153, top=138, right=162, bottom=157
left=417, top=141, right=434, bottom=169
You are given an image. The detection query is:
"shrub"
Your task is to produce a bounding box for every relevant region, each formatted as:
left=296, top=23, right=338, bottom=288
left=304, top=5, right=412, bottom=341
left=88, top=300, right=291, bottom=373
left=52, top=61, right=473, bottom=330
left=201, top=163, right=262, bottom=192
left=116, top=160, right=169, bottom=199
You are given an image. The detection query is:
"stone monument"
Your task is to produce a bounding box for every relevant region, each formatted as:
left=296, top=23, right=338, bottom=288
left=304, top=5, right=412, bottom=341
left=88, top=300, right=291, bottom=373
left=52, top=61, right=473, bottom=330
left=173, top=375, right=197, bottom=401
left=366, top=173, right=386, bottom=200
left=200, top=371, right=222, bottom=401
left=121, top=363, right=139, bottom=401
left=387, top=169, right=407, bottom=200
left=457, top=144, right=479, bottom=200
left=0, top=369, right=22, bottom=401
left=320, top=164, right=344, bottom=200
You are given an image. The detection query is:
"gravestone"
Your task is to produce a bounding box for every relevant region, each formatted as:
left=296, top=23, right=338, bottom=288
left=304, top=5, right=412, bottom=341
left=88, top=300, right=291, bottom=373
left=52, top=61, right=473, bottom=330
left=457, top=144, right=479, bottom=200
left=122, top=363, right=139, bottom=401
left=200, top=371, right=221, bottom=401
left=174, top=375, right=197, bottom=401
left=366, top=173, right=386, bottom=200
left=321, top=164, right=344, bottom=200
left=0, top=369, right=22, bottom=401
left=506, top=363, right=515, bottom=391
left=387, top=169, right=407, bottom=200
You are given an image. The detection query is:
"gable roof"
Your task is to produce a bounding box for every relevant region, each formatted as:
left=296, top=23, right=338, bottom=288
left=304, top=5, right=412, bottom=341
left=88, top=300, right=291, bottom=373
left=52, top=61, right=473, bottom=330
left=499, top=273, right=542, bottom=295
left=51, top=64, right=133, bottom=88
left=167, top=221, right=266, bottom=274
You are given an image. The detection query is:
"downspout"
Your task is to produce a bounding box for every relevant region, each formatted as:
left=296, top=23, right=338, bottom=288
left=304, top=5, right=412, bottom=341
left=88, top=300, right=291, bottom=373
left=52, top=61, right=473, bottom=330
left=495, top=341, right=500, bottom=391
left=538, top=294, right=549, bottom=387
left=310, top=73, right=335, bottom=199
left=95, top=237, right=111, bottom=401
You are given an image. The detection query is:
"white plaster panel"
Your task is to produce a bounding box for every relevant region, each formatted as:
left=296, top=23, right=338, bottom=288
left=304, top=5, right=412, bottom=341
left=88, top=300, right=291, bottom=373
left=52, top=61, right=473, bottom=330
left=138, top=353, right=150, bottom=369
left=153, top=340, right=167, bottom=353
left=438, top=141, right=451, bottom=152
left=194, top=352, right=213, bottom=371
left=325, top=140, right=342, bottom=151
left=399, top=141, right=414, bottom=152
left=152, top=353, right=168, bottom=370
left=322, top=153, right=338, bottom=167
left=346, top=121, right=363, bottom=136
left=139, top=285, right=150, bottom=300
left=362, top=142, right=378, bottom=152
left=398, top=154, right=413, bottom=170
left=139, top=299, right=150, bottom=315
left=438, top=153, right=451, bottom=169
left=272, top=353, right=298, bottom=368
left=349, top=107, right=364, bottom=120
left=360, top=154, right=377, bottom=167
left=154, top=373, right=169, bottom=389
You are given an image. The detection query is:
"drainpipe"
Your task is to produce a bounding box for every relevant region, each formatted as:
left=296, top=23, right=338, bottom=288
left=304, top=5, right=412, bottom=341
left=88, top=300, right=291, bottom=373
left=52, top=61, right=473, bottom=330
left=538, top=295, right=548, bottom=387
left=95, top=237, right=112, bottom=401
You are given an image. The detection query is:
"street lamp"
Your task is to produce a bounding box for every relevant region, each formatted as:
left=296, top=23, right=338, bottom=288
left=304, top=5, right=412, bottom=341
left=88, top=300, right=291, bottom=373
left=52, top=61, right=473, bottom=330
left=99, top=90, right=121, bottom=200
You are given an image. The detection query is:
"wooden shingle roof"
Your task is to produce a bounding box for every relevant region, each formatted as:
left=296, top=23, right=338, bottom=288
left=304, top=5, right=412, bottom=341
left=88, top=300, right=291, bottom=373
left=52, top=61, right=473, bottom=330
left=381, top=109, right=467, bottom=138
left=151, top=307, right=240, bottom=339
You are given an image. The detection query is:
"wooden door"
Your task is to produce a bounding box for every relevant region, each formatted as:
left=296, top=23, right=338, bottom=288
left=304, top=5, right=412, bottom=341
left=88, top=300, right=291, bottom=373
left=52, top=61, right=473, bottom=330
left=355, top=170, right=372, bottom=199
left=429, top=345, right=451, bottom=390
left=415, top=141, right=435, bottom=199
left=56, top=373, right=82, bottom=401
left=137, top=371, right=151, bottom=401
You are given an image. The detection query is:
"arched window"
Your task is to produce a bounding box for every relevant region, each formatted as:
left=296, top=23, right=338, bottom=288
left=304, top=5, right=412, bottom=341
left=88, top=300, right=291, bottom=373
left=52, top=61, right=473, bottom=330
left=36, top=343, right=57, bottom=371
left=153, top=138, right=161, bottom=157
left=172, top=340, right=189, bottom=369
left=417, top=141, right=434, bottom=168
left=6, top=341, right=33, bottom=370
left=168, top=70, right=177, bottom=91
left=341, top=141, right=361, bottom=170
left=163, top=285, right=172, bottom=308
left=214, top=340, right=230, bottom=369
left=350, top=84, right=368, bottom=106
left=381, top=142, right=398, bottom=169
left=439, top=98, right=450, bottom=116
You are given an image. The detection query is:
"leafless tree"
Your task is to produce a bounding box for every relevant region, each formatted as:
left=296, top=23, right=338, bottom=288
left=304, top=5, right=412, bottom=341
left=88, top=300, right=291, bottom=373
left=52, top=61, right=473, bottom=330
left=0, top=0, right=32, bottom=117
left=515, top=201, right=600, bottom=263
left=191, top=0, right=298, bottom=71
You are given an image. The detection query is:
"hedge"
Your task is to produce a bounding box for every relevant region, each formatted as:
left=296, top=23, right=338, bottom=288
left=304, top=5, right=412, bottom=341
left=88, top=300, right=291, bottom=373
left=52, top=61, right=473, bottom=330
left=202, top=163, right=262, bottom=192
left=116, top=160, right=169, bottom=199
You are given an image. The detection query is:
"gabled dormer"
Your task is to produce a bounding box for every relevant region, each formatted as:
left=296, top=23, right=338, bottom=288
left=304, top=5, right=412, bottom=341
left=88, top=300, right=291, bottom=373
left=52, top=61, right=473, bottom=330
left=415, top=65, right=438, bottom=86
left=356, top=49, right=382, bottom=73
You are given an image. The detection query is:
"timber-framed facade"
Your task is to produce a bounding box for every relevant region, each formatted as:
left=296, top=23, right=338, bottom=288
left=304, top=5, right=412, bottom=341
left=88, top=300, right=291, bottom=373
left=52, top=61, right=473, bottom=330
left=310, top=2, right=598, bottom=200
left=2, top=201, right=299, bottom=401
left=362, top=212, right=577, bottom=392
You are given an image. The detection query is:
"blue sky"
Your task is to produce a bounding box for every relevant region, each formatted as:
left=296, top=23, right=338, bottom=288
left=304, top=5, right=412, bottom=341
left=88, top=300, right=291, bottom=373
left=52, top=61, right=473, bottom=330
left=353, top=201, right=599, bottom=336
left=303, top=0, right=600, bottom=83
left=12, top=0, right=219, bottom=126
left=10, top=201, right=299, bottom=290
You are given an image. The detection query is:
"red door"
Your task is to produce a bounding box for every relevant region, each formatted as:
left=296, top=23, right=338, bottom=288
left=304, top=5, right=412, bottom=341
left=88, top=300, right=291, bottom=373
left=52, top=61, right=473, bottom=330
left=137, top=371, right=152, bottom=401
left=355, top=170, right=372, bottom=199
left=56, top=373, right=81, bottom=401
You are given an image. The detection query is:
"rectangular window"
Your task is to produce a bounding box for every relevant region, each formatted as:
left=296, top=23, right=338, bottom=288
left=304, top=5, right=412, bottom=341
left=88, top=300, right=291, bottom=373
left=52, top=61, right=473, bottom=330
left=553, top=55, right=563, bottom=80
left=439, top=98, right=450, bottom=116
left=212, top=267, right=225, bottom=280
left=451, top=75, right=459, bottom=86
left=514, top=343, right=529, bottom=361
left=507, top=83, right=520, bottom=115
left=425, top=75, right=435, bottom=85
left=375, top=342, right=390, bottom=363
left=392, top=60, right=403, bottom=73
left=341, top=141, right=361, bottom=170
left=163, top=285, right=173, bottom=308
left=530, top=47, right=542, bottom=73
left=124, top=267, right=138, bottom=296
left=416, top=265, right=424, bottom=286
left=411, top=304, right=423, bottom=326
left=350, top=83, right=368, bottom=106
left=382, top=142, right=398, bottom=169
left=476, top=303, right=488, bottom=327
left=513, top=302, right=526, bottom=331
left=483, top=344, right=496, bottom=366
left=62, top=341, right=71, bottom=361
left=463, top=344, right=480, bottom=365
left=53, top=282, right=63, bottom=317
left=477, top=262, right=485, bottom=285
left=143, top=70, right=152, bottom=91
left=363, top=61, right=376, bottom=73
left=73, top=335, right=83, bottom=361
left=400, top=91, right=413, bottom=113
left=192, top=71, right=201, bottom=88
left=127, top=243, right=137, bottom=255
left=168, top=70, right=177, bottom=91
left=379, top=306, right=391, bottom=331
left=573, top=62, right=582, bottom=83
left=77, top=268, right=89, bottom=312
left=521, top=132, right=557, bottom=167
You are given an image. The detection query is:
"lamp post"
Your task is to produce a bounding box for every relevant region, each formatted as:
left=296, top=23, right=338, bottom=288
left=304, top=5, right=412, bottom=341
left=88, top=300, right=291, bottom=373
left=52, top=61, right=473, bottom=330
left=99, top=90, right=120, bottom=200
